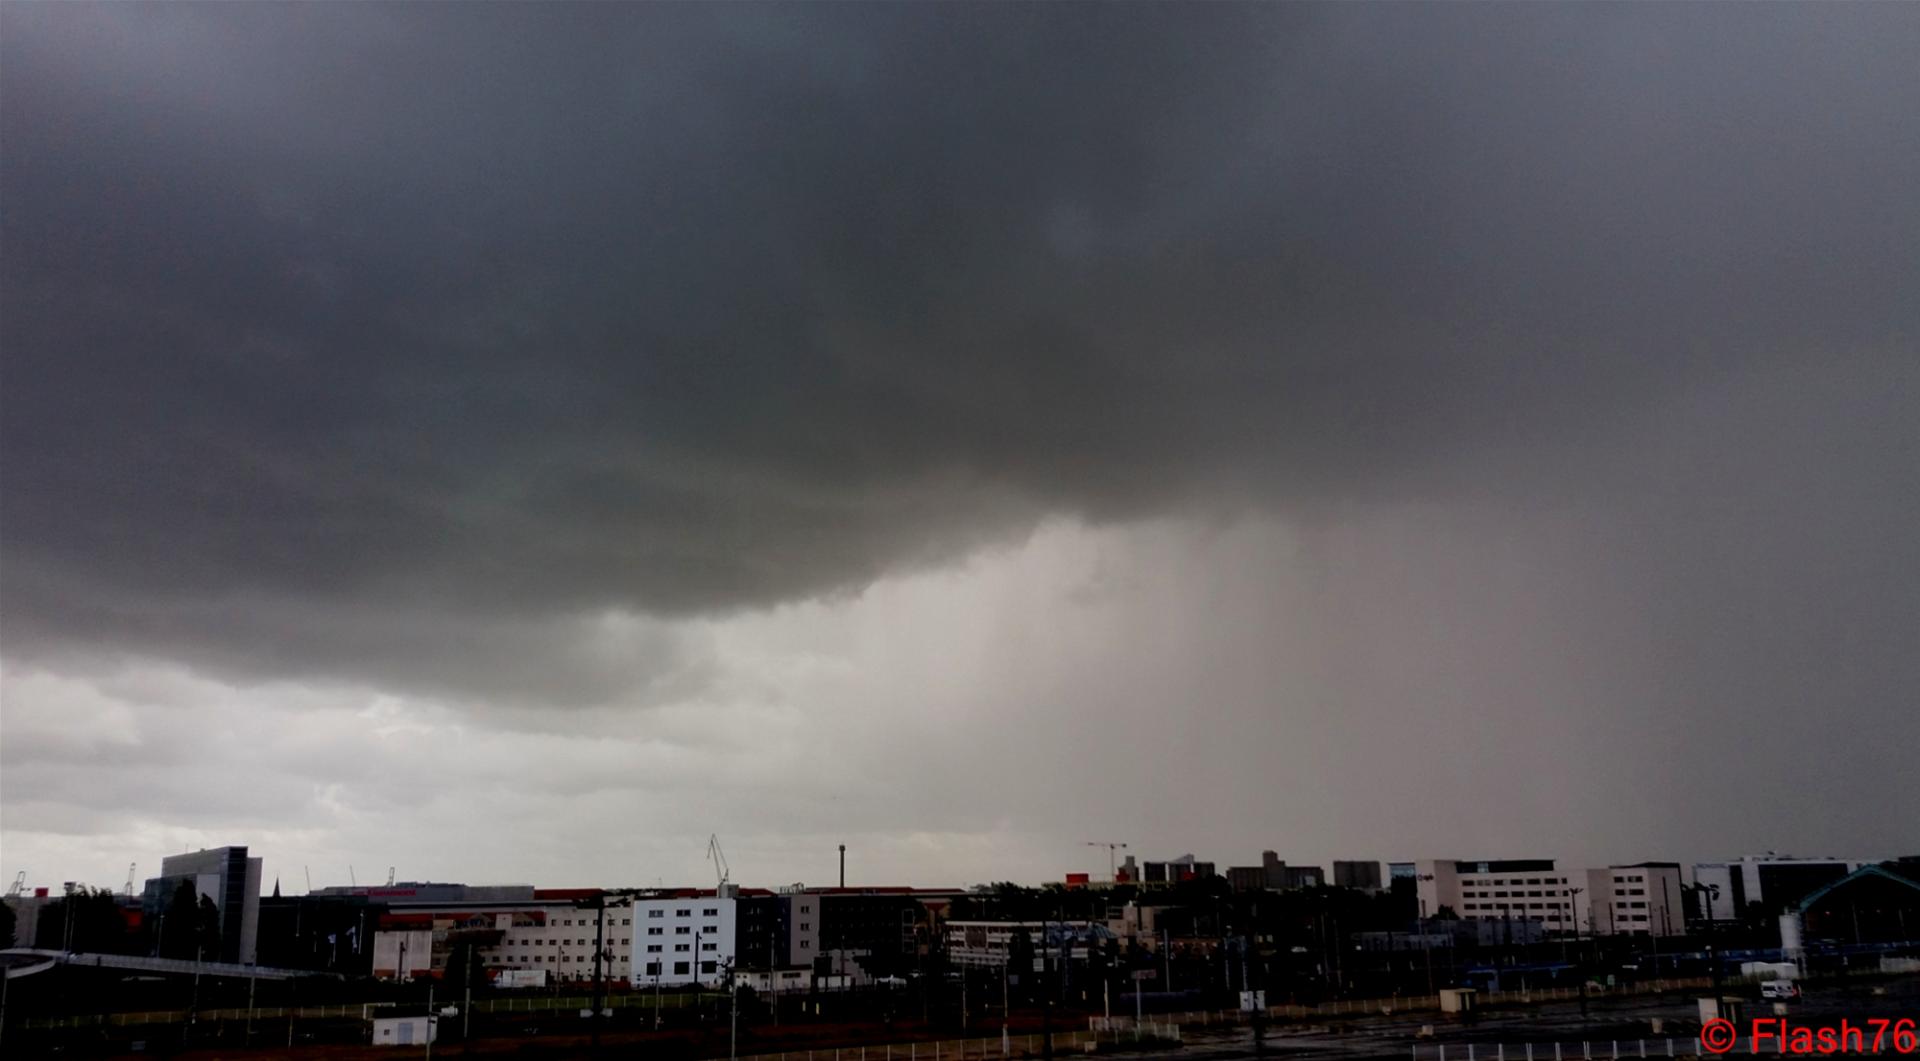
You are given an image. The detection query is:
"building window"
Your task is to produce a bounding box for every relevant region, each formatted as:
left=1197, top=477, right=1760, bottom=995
left=677, top=910, right=692, bottom=918
left=646, top=962, right=660, bottom=975
left=676, top=944, right=689, bottom=952
left=675, top=962, right=689, bottom=975
left=702, top=942, right=716, bottom=951
left=622, top=918, right=631, bottom=925
left=649, top=911, right=664, bottom=919
left=800, top=923, right=811, bottom=931
left=701, top=961, right=716, bottom=974
left=649, top=927, right=663, bottom=936
left=676, top=926, right=690, bottom=935
left=704, top=908, right=719, bottom=916
left=647, top=945, right=662, bottom=953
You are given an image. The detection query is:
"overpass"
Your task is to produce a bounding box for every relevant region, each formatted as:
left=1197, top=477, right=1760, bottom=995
left=0, top=948, right=334, bottom=981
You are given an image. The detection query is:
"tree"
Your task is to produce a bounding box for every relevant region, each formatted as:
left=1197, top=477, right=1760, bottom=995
left=159, top=881, right=205, bottom=959
left=196, top=895, right=223, bottom=958
left=37, top=886, right=130, bottom=954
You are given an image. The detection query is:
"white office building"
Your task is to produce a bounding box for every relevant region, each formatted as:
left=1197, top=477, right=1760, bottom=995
left=629, top=895, right=736, bottom=987
left=1413, top=860, right=1587, bottom=933
left=1585, top=864, right=1684, bottom=936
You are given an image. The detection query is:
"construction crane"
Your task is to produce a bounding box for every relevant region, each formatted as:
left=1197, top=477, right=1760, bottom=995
left=1085, top=841, right=1129, bottom=883
left=707, top=834, right=731, bottom=895
left=7, top=871, right=24, bottom=897
left=126, top=862, right=137, bottom=896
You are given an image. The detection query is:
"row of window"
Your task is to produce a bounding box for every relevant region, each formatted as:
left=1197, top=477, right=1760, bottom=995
left=640, top=960, right=718, bottom=976
left=645, top=908, right=723, bottom=918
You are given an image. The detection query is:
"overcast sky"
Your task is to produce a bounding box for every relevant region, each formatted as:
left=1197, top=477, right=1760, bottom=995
left=3, top=3, right=1917, bottom=893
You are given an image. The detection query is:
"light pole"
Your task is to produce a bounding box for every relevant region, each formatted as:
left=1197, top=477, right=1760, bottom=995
left=1565, top=886, right=1586, bottom=1020
left=1413, top=874, right=1437, bottom=997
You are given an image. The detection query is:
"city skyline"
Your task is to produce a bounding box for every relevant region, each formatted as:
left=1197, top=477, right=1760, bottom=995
left=4, top=5, right=1918, bottom=894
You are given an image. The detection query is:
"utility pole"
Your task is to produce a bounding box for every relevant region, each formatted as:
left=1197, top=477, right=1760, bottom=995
left=840, top=845, right=846, bottom=888
left=573, top=888, right=643, bottom=1055
left=1040, top=917, right=1054, bottom=1061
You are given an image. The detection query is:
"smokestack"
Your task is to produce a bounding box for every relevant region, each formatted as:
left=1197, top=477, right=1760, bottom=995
left=839, top=844, right=846, bottom=887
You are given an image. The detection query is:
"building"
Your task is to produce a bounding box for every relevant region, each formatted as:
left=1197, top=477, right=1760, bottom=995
left=1263, top=852, right=1325, bottom=891
left=630, top=892, right=736, bottom=986
left=142, top=846, right=263, bottom=964
left=256, top=891, right=385, bottom=975
left=945, top=920, right=1117, bottom=968
left=805, top=887, right=964, bottom=980
left=1782, top=858, right=1920, bottom=950
left=1411, top=860, right=1586, bottom=934
left=1141, top=855, right=1215, bottom=885
left=1690, top=856, right=1867, bottom=922
left=366, top=887, right=642, bottom=982
left=1335, top=861, right=1385, bottom=892
left=1225, top=853, right=1324, bottom=892
left=1585, top=864, right=1684, bottom=936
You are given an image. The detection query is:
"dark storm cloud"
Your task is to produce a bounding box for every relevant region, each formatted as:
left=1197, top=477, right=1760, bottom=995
left=3, top=2, right=1917, bottom=696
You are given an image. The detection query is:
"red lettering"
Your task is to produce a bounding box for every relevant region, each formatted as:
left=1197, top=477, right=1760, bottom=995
left=1871, top=1019, right=1892, bottom=1051
left=1752, top=1019, right=1779, bottom=1049
left=1837, top=1021, right=1864, bottom=1053
left=1788, top=1026, right=1815, bottom=1053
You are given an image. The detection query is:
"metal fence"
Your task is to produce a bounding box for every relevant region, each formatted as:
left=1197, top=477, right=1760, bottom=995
left=1412, top=1040, right=1698, bottom=1061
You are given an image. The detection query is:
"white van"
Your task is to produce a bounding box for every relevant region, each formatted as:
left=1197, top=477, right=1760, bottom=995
left=1760, top=979, right=1800, bottom=1000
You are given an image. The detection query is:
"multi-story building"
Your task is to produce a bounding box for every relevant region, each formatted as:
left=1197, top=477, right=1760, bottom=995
left=629, top=892, right=738, bottom=986
left=1141, top=855, right=1216, bottom=885
left=1411, top=859, right=1586, bottom=934
left=371, top=888, right=639, bottom=982
left=1335, top=861, right=1385, bottom=891
left=1690, top=856, right=1867, bottom=922
left=945, top=920, right=1116, bottom=967
left=807, top=887, right=964, bottom=980
left=1585, top=864, right=1684, bottom=936
left=141, top=845, right=263, bottom=964
left=1226, top=853, right=1325, bottom=892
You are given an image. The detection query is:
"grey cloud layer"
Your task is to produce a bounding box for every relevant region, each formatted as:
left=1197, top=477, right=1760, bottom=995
left=3, top=3, right=1919, bottom=705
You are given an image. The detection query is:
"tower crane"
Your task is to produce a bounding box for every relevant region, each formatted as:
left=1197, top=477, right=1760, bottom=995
left=7, top=871, right=24, bottom=897
left=707, top=834, right=731, bottom=895
left=1085, top=841, right=1129, bottom=883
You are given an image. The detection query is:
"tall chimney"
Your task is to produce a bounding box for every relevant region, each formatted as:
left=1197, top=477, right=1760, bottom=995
left=839, top=844, right=846, bottom=887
